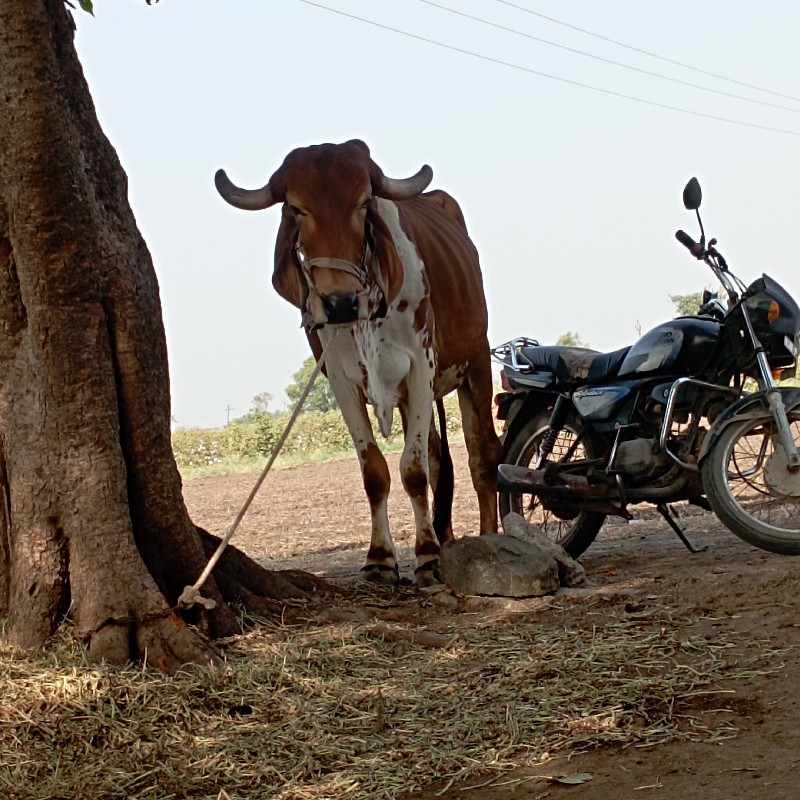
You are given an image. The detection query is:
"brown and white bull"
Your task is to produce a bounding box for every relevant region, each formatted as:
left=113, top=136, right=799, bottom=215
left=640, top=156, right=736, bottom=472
left=215, top=140, right=499, bottom=586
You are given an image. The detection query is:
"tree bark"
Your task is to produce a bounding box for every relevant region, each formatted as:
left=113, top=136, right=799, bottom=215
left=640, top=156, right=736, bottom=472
left=0, top=0, right=318, bottom=672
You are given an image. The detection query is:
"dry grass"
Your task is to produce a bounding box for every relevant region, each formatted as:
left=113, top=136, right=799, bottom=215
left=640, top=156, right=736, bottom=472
left=0, top=588, right=789, bottom=800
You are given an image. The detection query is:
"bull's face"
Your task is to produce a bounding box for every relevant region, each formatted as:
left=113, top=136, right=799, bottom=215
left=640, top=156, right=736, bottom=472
left=283, top=148, right=373, bottom=326
left=215, top=139, right=432, bottom=329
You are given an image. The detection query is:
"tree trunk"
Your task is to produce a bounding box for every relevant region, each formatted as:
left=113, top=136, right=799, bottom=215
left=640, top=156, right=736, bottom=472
left=0, top=0, right=318, bottom=672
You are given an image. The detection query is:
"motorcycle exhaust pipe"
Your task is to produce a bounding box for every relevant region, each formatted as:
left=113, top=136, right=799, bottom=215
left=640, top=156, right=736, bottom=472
left=498, top=464, right=611, bottom=498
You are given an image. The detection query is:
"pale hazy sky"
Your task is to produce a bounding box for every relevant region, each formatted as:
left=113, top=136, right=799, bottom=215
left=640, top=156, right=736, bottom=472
left=75, top=1, right=800, bottom=428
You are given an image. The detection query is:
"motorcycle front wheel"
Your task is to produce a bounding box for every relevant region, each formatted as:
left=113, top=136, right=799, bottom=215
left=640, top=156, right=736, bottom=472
left=499, top=410, right=606, bottom=558
left=702, top=410, right=800, bottom=554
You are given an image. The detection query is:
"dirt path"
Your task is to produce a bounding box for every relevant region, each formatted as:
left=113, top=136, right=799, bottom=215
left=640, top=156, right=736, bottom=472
left=183, top=444, right=800, bottom=799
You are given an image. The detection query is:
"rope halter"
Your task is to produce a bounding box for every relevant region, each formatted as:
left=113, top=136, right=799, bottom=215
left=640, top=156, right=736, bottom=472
left=295, top=219, right=388, bottom=331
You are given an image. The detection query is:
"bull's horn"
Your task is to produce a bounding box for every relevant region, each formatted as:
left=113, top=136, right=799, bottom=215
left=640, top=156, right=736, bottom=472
left=374, top=164, right=433, bottom=200
left=214, top=169, right=276, bottom=211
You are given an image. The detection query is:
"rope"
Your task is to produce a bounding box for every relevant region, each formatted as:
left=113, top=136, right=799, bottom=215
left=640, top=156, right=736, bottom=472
left=177, top=348, right=328, bottom=610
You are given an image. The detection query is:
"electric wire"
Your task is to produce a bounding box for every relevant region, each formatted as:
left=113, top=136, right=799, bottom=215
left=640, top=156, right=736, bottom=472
left=295, top=0, right=800, bottom=137
left=416, top=0, right=800, bottom=114
left=491, top=0, right=800, bottom=104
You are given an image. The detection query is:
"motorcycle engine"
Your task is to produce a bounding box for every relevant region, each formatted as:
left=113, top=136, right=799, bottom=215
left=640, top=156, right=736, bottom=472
left=614, top=438, right=670, bottom=483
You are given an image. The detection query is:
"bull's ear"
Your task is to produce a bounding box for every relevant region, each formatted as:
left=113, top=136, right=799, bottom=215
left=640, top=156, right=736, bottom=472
left=271, top=216, right=307, bottom=310
left=367, top=203, right=404, bottom=307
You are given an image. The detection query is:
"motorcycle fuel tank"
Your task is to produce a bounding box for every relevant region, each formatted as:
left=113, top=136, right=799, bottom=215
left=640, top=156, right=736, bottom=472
left=617, top=316, right=721, bottom=378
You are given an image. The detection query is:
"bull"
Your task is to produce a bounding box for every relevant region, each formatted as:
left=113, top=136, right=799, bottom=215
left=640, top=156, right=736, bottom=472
left=215, top=139, right=500, bottom=586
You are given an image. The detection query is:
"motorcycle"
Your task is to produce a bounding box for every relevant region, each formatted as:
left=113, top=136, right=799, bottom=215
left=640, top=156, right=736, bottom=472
left=492, top=177, right=800, bottom=558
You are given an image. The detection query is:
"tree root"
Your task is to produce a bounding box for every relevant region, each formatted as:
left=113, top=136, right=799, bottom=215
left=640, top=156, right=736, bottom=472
left=89, top=608, right=221, bottom=672
left=194, top=526, right=339, bottom=620
left=76, top=529, right=342, bottom=673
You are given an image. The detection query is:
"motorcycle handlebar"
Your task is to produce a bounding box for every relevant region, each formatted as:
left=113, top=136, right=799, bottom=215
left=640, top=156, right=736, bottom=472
left=675, top=229, right=704, bottom=258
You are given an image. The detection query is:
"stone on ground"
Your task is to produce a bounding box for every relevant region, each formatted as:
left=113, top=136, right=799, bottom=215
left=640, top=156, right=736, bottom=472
left=502, top=512, right=586, bottom=586
left=439, top=533, right=560, bottom=597
left=438, top=514, right=587, bottom=598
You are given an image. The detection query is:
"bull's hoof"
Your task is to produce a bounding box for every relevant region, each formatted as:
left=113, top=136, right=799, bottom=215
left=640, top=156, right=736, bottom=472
left=360, top=563, right=400, bottom=586
left=414, top=561, right=444, bottom=589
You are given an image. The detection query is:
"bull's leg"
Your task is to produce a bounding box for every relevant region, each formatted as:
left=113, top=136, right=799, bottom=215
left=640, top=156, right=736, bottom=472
left=328, top=376, right=399, bottom=585
left=428, top=402, right=454, bottom=543
left=456, top=355, right=501, bottom=535
left=401, top=405, right=453, bottom=544
left=358, top=439, right=399, bottom=585
left=399, top=376, right=443, bottom=588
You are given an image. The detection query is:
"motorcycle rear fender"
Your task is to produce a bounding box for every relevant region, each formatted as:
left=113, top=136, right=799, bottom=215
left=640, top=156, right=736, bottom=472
left=697, top=387, right=800, bottom=464
left=499, top=391, right=558, bottom=454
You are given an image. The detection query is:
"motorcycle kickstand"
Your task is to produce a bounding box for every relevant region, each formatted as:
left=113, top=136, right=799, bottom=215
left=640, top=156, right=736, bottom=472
left=656, top=503, right=708, bottom=554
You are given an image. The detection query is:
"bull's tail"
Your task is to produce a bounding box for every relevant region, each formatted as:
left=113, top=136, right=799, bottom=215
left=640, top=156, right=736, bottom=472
left=432, top=398, right=454, bottom=544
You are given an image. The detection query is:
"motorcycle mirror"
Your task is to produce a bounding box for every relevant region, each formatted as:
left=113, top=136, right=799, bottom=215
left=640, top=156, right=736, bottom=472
left=683, top=177, right=702, bottom=210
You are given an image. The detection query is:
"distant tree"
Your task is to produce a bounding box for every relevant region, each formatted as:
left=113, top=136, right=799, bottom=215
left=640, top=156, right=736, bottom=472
left=556, top=331, right=590, bottom=348
left=669, top=291, right=704, bottom=316
left=286, top=356, right=339, bottom=413
left=233, top=392, right=274, bottom=424
left=251, top=391, right=272, bottom=413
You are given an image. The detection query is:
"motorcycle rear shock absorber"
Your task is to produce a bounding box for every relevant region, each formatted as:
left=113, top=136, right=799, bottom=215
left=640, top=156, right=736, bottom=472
left=535, top=394, right=571, bottom=469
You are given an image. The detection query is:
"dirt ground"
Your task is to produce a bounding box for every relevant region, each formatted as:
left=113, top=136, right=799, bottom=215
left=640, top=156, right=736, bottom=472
left=183, top=444, right=800, bottom=800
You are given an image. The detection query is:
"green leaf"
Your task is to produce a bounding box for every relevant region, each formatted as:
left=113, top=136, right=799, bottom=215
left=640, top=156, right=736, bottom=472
left=78, top=0, right=94, bottom=15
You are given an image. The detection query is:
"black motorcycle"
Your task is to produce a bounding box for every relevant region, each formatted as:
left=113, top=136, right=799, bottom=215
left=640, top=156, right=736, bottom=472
left=493, top=177, right=800, bottom=558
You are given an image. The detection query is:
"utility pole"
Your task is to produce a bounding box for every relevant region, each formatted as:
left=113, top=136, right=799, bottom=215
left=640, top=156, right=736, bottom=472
left=225, top=405, right=234, bottom=425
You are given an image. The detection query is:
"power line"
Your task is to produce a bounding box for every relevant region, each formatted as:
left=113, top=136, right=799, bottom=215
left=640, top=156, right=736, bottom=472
left=294, top=0, right=800, bottom=137
left=492, top=0, right=800, bottom=104
left=416, top=0, right=800, bottom=114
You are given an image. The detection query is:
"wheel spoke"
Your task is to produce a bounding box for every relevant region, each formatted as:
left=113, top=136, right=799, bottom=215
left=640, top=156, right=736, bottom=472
left=720, top=415, right=800, bottom=533
left=505, top=418, right=601, bottom=550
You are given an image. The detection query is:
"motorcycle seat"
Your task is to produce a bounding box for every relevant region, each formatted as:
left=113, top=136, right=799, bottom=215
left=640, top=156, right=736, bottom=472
left=518, top=344, right=631, bottom=384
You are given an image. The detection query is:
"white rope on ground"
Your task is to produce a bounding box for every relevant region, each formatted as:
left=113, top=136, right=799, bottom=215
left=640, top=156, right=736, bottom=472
left=177, top=348, right=328, bottom=610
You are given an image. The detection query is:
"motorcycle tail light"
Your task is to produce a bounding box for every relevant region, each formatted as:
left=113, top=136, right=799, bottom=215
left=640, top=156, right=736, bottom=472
left=500, top=369, right=512, bottom=391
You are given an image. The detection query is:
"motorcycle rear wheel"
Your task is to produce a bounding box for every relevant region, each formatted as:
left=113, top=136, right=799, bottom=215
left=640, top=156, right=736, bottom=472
left=702, top=410, right=800, bottom=554
left=499, top=411, right=606, bottom=558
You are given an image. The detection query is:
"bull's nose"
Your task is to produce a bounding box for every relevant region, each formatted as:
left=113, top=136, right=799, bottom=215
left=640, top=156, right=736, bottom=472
left=322, top=292, right=359, bottom=324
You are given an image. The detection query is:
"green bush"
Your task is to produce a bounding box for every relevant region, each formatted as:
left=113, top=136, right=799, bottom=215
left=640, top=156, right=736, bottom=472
left=171, top=427, right=227, bottom=468
left=172, top=415, right=279, bottom=468
left=441, top=394, right=463, bottom=436
left=281, top=409, right=353, bottom=456
left=171, top=393, right=466, bottom=472
left=251, top=410, right=280, bottom=455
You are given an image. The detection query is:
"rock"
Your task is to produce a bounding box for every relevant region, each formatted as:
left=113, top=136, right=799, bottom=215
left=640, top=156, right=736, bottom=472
left=502, top=512, right=586, bottom=587
left=429, top=591, right=460, bottom=610
left=439, top=533, right=560, bottom=597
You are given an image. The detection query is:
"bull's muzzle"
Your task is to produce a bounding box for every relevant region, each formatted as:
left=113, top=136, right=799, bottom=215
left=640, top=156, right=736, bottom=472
left=322, top=291, right=361, bottom=325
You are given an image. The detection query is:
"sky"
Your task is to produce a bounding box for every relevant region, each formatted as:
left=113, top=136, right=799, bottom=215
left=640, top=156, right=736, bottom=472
left=74, top=0, right=800, bottom=429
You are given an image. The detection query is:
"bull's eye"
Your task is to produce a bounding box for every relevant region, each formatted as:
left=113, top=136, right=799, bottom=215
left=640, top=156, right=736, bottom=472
left=290, top=205, right=307, bottom=218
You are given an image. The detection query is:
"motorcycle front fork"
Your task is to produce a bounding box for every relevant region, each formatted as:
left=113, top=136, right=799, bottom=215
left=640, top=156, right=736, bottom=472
left=764, top=386, right=800, bottom=472
left=744, top=309, right=800, bottom=472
